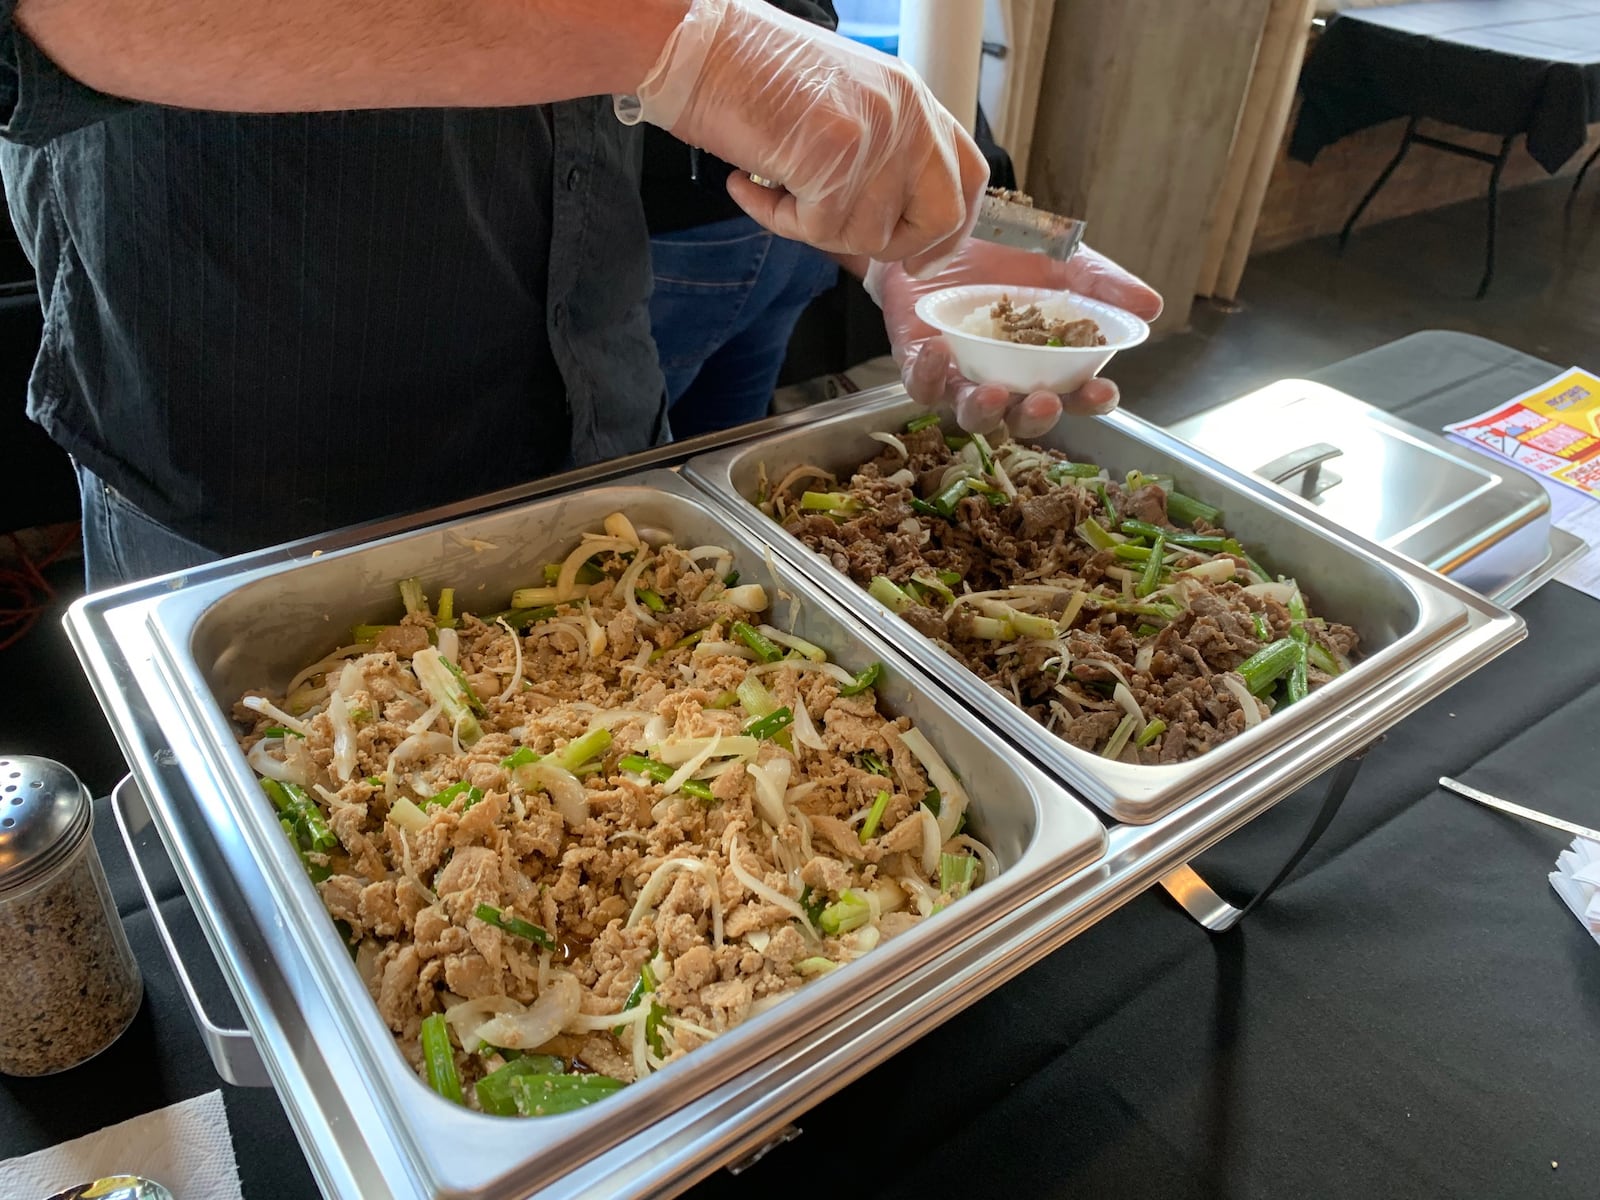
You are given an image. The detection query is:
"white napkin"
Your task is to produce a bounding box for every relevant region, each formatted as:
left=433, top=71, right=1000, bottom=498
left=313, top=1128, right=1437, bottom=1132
left=0, top=1090, right=242, bottom=1200
left=1549, top=836, right=1600, bottom=947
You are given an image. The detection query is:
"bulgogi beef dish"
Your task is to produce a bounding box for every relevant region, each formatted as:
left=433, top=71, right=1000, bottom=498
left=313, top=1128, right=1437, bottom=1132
left=236, top=513, right=991, bottom=1118
left=963, top=294, right=1106, bottom=348
left=764, top=417, right=1359, bottom=765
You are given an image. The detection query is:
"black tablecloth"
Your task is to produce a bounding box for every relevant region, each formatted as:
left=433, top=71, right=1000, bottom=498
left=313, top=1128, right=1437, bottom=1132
left=1292, top=1, right=1600, bottom=172
left=3, top=332, right=1598, bottom=1199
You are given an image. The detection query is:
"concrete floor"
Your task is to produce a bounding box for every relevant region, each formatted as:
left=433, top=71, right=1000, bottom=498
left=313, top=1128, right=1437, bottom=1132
left=1114, top=174, right=1600, bottom=426
left=4, top=174, right=1597, bottom=795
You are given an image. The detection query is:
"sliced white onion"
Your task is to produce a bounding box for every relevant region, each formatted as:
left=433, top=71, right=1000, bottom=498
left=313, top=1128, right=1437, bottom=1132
left=693, top=641, right=757, bottom=661
left=618, top=552, right=660, bottom=629
left=443, top=994, right=520, bottom=1049
left=886, top=469, right=917, bottom=488
left=662, top=733, right=722, bottom=796
left=436, top=626, right=460, bottom=666
left=246, top=738, right=308, bottom=785
left=1134, top=644, right=1156, bottom=674
left=748, top=759, right=792, bottom=828
left=406, top=699, right=444, bottom=736
left=919, top=805, right=942, bottom=877
left=567, top=1004, right=651, bottom=1033
left=557, top=535, right=633, bottom=598
left=603, top=512, right=641, bottom=546
left=947, top=835, right=1000, bottom=885
left=755, top=625, right=827, bottom=662
left=472, top=973, right=581, bottom=1050
left=1243, top=580, right=1297, bottom=604
left=495, top=618, right=525, bottom=703
left=585, top=708, right=652, bottom=731
left=867, top=430, right=909, bottom=459
left=790, top=694, right=825, bottom=752
left=582, top=601, right=607, bottom=658
left=900, top=726, right=969, bottom=843
left=1219, top=673, right=1263, bottom=728
left=1112, top=682, right=1146, bottom=735
left=387, top=796, right=429, bottom=835
left=685, top=544, right=736, bottom=580
left=528, top=760, right=589, bottom=827
left=727, top=835, right=812, bottom=932
left=337, top=660, right=363, bottom=700
left=1183, top=558, right=1237, bottom=582
left=327, top=691, right=357, bottom=783
left=241, top=695, right=308, bottom=735
left=721, top=584, right=769, bottom=612
left=653, top=734, right=756, bottom=765
left=750, top=659, right=856, bottom=686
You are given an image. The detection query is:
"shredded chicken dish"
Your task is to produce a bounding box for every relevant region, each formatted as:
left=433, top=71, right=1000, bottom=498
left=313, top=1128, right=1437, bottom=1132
left=763, top=416, right=1360, bottom=764
left=236, top=513, right=991, bottom=1118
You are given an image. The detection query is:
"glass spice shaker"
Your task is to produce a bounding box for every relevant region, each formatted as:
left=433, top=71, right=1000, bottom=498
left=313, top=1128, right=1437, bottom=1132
left=0, top=756, right=142, bottom=1076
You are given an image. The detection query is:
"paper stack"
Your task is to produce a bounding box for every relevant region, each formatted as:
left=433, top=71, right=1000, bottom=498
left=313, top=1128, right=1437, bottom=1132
left=1549, top=837, right=1600, bottom=947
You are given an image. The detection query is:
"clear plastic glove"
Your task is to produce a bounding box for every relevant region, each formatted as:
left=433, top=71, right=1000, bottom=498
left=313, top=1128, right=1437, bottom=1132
left=617, top=0, right=988, bottom=273
left=871, top=241, right=1164, bottom=437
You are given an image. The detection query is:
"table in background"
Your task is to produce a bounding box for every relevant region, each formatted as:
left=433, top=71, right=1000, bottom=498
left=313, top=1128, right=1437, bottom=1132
left=2, top=332, right=1597, bottom=1199
left=1292, top=1, right=1600, bottom=296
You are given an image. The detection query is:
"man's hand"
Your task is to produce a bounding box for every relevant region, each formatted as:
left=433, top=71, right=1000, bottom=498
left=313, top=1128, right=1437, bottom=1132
left=875, top=241, right=1163, bottom=437
left=621, top=0, right=988, bottom=274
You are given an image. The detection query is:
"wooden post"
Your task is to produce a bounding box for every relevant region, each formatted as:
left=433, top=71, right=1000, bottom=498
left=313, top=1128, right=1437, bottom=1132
left=1027, top=0, right=1273, bottom=332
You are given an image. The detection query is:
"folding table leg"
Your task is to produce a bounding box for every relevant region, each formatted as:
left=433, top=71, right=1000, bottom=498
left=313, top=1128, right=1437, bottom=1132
left=1339, top=117, right=1419, bottom=254
left=1476, top=135, right=1515, bottom=300
left=1566, top=142, right=1600, bottom=216
left=1159, top=745, right=1376, bottom=934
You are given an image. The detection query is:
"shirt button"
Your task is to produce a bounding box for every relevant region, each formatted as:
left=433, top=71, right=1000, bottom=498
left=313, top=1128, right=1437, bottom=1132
left=566, top=167, right=581, bottom=191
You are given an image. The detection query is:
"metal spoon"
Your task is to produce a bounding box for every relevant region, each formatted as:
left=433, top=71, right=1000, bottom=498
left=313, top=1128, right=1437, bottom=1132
left=44, top=1176, right=174, bottom=1200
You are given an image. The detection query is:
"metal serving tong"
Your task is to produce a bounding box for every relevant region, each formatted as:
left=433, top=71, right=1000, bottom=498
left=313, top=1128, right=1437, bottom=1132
left=1438, top=776, right=1600, bottom=842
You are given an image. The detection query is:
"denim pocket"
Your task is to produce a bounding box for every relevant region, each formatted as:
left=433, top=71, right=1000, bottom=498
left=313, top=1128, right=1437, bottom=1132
left=648, top=221, right=774, bottom=376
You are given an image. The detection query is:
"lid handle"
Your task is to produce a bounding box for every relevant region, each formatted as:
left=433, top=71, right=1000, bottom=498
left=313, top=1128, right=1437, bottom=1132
left=1257, top=442, right=1343, bottom=501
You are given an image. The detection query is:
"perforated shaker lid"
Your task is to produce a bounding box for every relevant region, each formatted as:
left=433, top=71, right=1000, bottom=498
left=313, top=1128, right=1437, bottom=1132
left=0, top=756, right=92, bottom=892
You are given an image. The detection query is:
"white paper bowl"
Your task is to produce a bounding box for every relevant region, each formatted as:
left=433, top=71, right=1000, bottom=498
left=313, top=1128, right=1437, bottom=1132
left=913, top=285, right=1150, bottom=395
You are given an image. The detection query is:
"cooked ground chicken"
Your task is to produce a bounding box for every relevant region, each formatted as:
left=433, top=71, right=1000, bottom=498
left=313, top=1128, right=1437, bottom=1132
left=765, top=424, right=1359, bottom=765
left=236, top=519, right=988, bottom=1113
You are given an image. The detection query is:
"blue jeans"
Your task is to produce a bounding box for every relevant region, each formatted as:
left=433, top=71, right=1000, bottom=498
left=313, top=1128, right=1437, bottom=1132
left=649, top=216, right=839, bottom=439
left=75, top=464, right=216, bottom=591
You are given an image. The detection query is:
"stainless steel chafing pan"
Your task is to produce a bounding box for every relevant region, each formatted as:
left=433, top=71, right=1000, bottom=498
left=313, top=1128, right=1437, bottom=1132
left=76, top=469, right=1106, bottom=1200
left=684, top=391, right=1526, bottom=824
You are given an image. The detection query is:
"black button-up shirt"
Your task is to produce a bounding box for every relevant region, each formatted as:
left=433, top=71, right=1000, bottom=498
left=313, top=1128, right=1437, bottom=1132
left=0, top=10, right=666, bottom=555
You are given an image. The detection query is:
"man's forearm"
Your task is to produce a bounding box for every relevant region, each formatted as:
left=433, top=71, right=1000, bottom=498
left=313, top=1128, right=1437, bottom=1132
left=16, top=0, right=690, bottom=111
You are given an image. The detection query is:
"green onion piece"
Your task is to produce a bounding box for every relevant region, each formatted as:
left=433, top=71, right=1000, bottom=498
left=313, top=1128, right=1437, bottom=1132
left=856, top=750, right=889, bottom=776
left=1237, top=638, right=1302, bottom=695
left=1112, top=543, right=1154, bottom=562
left=1135, top=718, right=1167, bottom=748
left=399, top=577, right=430, bottom=619
left=904, top=412, right=942, bottom=433
left=616, top=963, right=668, bottom=1054
left=966, top=615, right=1015, bottom=641
left=798, top=884, right=827, bottom=926
left=922, top=789, right=942, bottom=817
left=1076, top=519, right=1117, bottom=552
left=794, top=956, right=839, bottom=976
left=868, top=575, right=918, bottom=614
left=1101, top=713, right=1139, bottom=759
left=1167, top=489, right=1222, bottom=528
left=936, top=569, right=962, bottom=587
left=619, top=754, right=714, bottom=801
left=436, top=587, right=456, bottom=629
left=473, top=903, right=556, bottom=949
left=439, top=655, right=489, bottom=717
left=1046, top=336, right=1064, bottom=348
left=1286, top=645, right=1310, bottom=705
left=736, top=674, right=778, bottom=719
left=1046, top=461, right=1102, bottom=483
left=635, top=587, right=667, bottom=613
left=907, top=573, right=955, bottom=606
left=347, top=708, right=371, bottom=724
left=542, top=561, right=604, bottom=587
left=939, top=853, right=979, bottom=901
left=799, top=491, right=862, bottom=515
left=859, top=790, right=891, bottom=843
left=511, top=1073, right=626, bottom=1118
left=421, top=1013, right=463, bottom=1105
left=1307, top=641, right=1344, bottom=676
left=475, top=1057, right=565, bottom=1117
left=839, top=662, right=883, bottom=697
left=649, top=630, right=703, bottom=662
left=364, top=775, right=384, bottom=787
left=259, top=726, right=305, bottom=740
left=425, top=780, right=484, bottom=810
left=908, top=497, right=945, bottom=519
left=819, top=890, right=871, bottom=936
left=556, top=728, right=612, bottom=773
left=1288, top=590, right=1310, bottom=645
left=731, top=620, right=785, bottom=663
left=708, top=690, right=738, bottom=711
left=351, top=623, right=390, bottom=643
left=1136, top=534, right=1166, bottom=597
left=501, top=746, right=539, bottom=770
left=1096, top=483, right=1118, bottom=526
left=1134, top=623, right=1161, bottom=639
left=970, top=431, right=996, bottom=475
left=485, top=606, right=557, bottom=631
left=944, top=434, right=971, bottom=451
left=930, top=476, right=972, bottom=516
left=745, top=706, right=795, bottom=741
left=1252, top=613, right=1271, bottom=641
left=723, top=570, right=741, bottom=588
